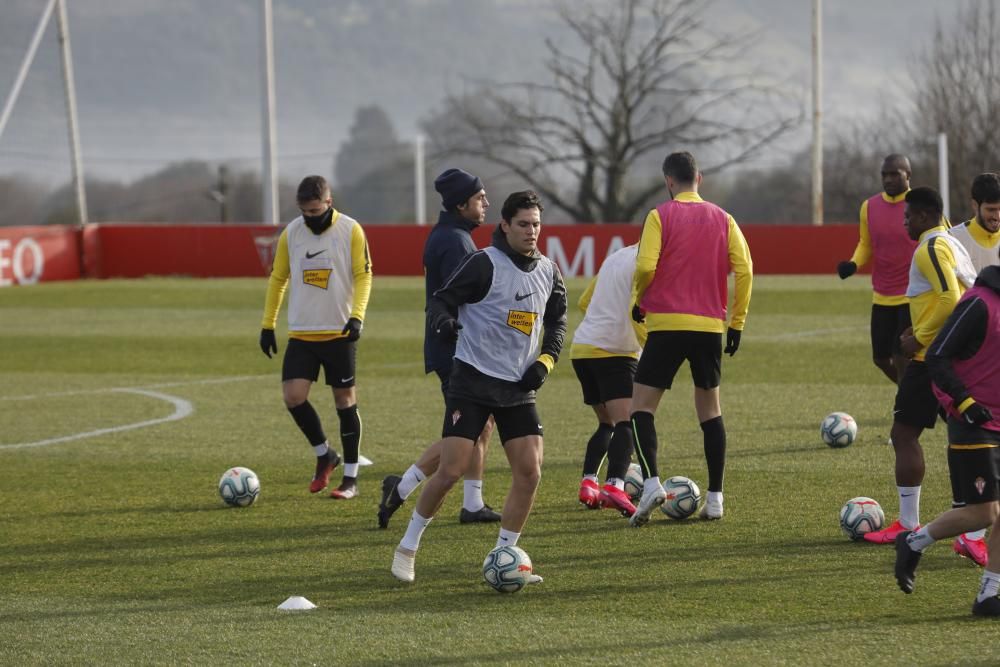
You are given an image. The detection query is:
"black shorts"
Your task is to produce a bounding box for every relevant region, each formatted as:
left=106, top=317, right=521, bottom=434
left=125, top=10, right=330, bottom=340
left=871, top=304, right=911, bottom=359
left=441, top=398, right=542, bottom=444
left=947, top=418, right=1000, bottom=506
left=635, top=331, right=722, bottom=390
left=572, top=357, right=638, bottom=406
left=892, top=361, right=939, bottom=430
left=282, top=337, right=357, bottom=388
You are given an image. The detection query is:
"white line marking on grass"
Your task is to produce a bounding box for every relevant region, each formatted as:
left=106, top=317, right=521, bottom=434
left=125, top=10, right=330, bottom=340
left=0, top=388, right=193, bottom=450
left=0, top=374, right=270, bottom=402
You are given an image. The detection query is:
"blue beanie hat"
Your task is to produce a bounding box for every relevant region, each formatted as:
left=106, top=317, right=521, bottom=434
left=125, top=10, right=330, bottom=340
left=434, top=168, right=483, bottom=210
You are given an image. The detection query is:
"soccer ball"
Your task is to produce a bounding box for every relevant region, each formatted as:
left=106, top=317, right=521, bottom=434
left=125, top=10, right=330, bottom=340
left=660, top=476, right=702, bottom=519
left=821, top=412, right=858, bottom=448
left=482, top=545, right=534, bottom=593
left=623, top=463, right=644, bottom=502
left=839, top=496, right=884, bottom=541
left=218, top=466, right=260, bottom=507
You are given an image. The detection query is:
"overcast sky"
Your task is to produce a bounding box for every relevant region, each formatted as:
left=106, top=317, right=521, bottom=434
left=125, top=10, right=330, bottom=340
left=0, top=0, right=951, bottom=186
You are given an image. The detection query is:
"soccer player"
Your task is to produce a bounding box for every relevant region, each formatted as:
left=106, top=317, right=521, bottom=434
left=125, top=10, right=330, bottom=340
left=863, top=187, right=978, bottom=545
left=837, top=154, right=917, bottom=384
left=893, top=260, right=1000, bottom=616
left=390, top=191, right=567, bottom=583
left=259, top=175, right=371, bottom=499
left=569, top=243, right=645, bottom=516
left=377, top=169, right=500, bottom=528
left=949, top=173, right=1000, bottom=273
left=627, top=151, right=753, bottom=527
left=942, top=173, right=1000, bottom=560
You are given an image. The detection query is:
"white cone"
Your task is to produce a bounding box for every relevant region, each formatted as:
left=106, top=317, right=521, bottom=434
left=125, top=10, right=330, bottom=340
left=358, top=455, right=374, bottom=466
left=277, top=596, right=316, bottom=611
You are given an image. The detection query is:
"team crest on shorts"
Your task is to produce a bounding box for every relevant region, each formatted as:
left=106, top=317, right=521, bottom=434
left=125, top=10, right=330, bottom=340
left=451, top=410, right=462, bottom=426
left=976, top=476, right=986, bottom=496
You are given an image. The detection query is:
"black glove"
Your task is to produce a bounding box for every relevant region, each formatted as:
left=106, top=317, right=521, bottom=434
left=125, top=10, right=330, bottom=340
left=518, top=360, right=549, bottom=392
left=435, top=318, right=462, bottom=341
left=631, top=304, right=646, bottom=324
left=961, top=401, right=994, bottom=426
left=341, top=317, right=363, bottom=342
left=259, top=328, right=277, bottom=358
left=837, top=261, right=857, bottom=280
left=723, top=327, right=741, bottom=356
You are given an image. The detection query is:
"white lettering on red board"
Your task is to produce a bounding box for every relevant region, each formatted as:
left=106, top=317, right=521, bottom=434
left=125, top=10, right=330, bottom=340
left=544, top=235, right=627, bottom=278
left=0, top=237, right=44, bottom=286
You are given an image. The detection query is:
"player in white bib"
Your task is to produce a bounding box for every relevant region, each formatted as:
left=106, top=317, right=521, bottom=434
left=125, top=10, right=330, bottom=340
left=390, top=191, right=567, bottom=584
left=569, top=244, right=646, bottom=516
left=259, top=175, right=372, bottom=500
left=949, top=173, right=1000, bottom=274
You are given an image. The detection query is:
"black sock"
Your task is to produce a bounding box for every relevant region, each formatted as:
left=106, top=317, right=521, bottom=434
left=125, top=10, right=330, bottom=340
left=605, top=421, right=634, bottom=481
left=582, top=423, right=614, bottom=476
left=701, top=415, right=726, bottom=492
left=631, top=411, right=658, bottom=479
left=287, top=401, right=326, bottom=446
left=337, top=404, right=362, bottom=465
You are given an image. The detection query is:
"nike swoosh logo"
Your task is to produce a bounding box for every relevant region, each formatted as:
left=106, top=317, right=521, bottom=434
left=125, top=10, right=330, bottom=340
left=515, top=291, right=535, bottom=301
left=340, top=376, right=354, bottom=383
left=900, top=494, right=914, bottom=497
left=305, top=250, right=326, bottom=259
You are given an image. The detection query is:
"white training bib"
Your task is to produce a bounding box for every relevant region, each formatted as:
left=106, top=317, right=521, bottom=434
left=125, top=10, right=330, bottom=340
left=286, top=214, right=358, bottom=332
left=455, top=246, right=554, bottom=382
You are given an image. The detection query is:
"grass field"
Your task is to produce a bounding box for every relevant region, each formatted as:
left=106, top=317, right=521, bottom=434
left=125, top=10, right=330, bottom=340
left=1, top=275, right=996, bottom=665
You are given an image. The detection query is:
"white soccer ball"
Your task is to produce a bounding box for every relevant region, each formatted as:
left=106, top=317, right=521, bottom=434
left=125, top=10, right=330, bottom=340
left=660, top=476, right=702, bottom=519
left=839, top=496, right=884, bottom=541
left=218, top=466, right=260, bottom=507
left=482, top=545, right=534, bottom=593
left=821, top=412, right=858, bottom=448
left=624, top=463, right=644, bottom=502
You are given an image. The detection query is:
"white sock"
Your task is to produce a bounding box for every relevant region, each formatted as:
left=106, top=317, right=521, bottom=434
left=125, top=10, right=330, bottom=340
left=313, top=442, right=329, bottom=457
left=343, top=463, right=359, bottom=478
left=642, top=477, right=662, bottom=495
left=978, top=570, right=1000, bottom=602
left=965, top=529, right=987, bottom=541
left=583, top=474, right=598, bottom=483
left=397, top=464, right=426, bottom=500
left=496, top=528, right=520, bottom=548
left=463, top=479, right=485, bottom=512
left=898, top=485, right=921, bottom=529
left=707, top=491, right=723, bottom=506
left=606, top=477, right=624, bottom=490
left=399, top=511, right=432, bottom=552
left=906, top=525, right=935, bottom=552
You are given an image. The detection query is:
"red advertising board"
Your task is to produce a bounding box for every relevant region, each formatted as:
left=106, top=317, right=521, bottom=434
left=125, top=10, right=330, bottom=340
left=5, top=222, right=863, bottom=282
left=0, top=225, right=81, bottom=286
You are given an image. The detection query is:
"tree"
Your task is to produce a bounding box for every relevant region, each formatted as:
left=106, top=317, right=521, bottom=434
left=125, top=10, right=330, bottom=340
left=909, top=0, right=1000, bottom=222
left=334, top=105, right=416, bottom=223
left=426, top=0, right=800, bottom=222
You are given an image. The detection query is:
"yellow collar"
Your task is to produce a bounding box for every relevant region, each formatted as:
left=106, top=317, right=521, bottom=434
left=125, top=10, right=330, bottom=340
left=967, top=218, right=1000, bottom=245
left=881, top=190, right=908, bottom=204
left=673, top=191, right=703, bottom=203
left=918, top=225, right=948, bottom=242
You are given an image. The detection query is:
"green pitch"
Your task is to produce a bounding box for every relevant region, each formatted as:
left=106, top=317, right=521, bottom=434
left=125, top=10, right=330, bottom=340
left=1, top=276, right=995, bottom=665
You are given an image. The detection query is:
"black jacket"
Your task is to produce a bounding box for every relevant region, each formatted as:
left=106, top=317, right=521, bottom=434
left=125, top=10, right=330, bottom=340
left=427, top=225, right=568, bottom=406
left=926, top=265, right=1000, bottom=406
left=423, top=211, right=480, bottom=373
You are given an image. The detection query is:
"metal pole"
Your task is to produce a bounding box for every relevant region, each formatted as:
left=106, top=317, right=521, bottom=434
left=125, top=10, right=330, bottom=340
left=414, top=134, right=426, bottom=225
left=260, top=0, right=279, bottom=225
left=811, top=0, right=823, bottom=226
left=0, top=0, right=57, bottom=144
left=938, top=132, right=950, bottom=221
left=56, top=0, right=88, bottom=225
